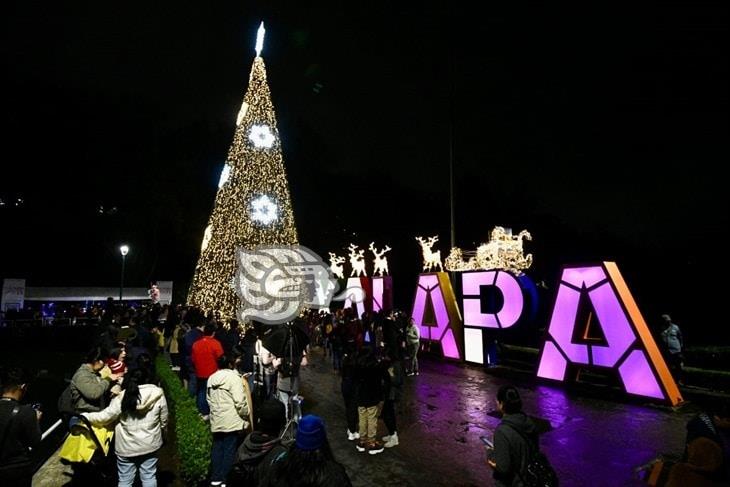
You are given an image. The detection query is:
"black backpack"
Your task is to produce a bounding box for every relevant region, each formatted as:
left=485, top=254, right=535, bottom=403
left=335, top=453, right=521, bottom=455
left=58, top=382, right=76, bottom=416
left=504, top=424, right=558, bottom=487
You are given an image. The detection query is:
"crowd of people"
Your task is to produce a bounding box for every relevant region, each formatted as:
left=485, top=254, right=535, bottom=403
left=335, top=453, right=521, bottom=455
left=2, top=299, right=727, bottom=487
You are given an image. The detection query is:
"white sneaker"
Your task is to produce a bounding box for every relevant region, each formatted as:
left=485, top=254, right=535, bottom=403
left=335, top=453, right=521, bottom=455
left=347, top=430, right=360, bottom=441
left=381, top=435, right=391, bottom=442
left=384, top=432, right=399, bottom=448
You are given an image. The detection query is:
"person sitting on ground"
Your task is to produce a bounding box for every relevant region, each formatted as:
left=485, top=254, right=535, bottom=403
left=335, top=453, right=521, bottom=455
left=262, top=414, right=352, bottom=487
left=0, top=367, right=42, bottom=487
left=207, top=354, right=251, bottom=487
left=71, top=347, right=121, bottom=413
left=486, top=385, right=539, bottom=487
left=82, top=367, right=168, bottom=487
left=232, top=399, right=288, bottom=485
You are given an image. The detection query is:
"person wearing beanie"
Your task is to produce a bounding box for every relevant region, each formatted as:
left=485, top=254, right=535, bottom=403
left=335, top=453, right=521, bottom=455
left=262, top=415, right=352, bottom=487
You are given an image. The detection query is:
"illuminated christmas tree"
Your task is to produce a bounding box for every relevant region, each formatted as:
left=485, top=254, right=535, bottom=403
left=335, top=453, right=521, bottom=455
left=188, top=23, right=298, bottom=319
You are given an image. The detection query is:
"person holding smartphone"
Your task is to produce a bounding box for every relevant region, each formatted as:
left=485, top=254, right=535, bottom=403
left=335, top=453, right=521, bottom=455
left=0, top=367, right=42, bottom=487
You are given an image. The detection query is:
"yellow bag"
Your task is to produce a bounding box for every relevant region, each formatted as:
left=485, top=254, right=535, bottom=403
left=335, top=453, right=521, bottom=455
left=59, top=421, right=114, bottom=463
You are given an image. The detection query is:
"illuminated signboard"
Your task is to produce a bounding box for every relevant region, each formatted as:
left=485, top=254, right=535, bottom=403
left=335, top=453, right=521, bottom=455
left=536, top=262, right=683, bottom=405
left=343, top=276, right=371, bottom=318
left=411, top=272, right=462, bottom=360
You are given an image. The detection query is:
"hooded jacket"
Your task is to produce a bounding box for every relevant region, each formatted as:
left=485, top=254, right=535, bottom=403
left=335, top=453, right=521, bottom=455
left=234, top=432, right=287, bottom=484
left=207, top=368, right=250, bottom=433
left=491, top=412, right=538, bottom=487
left=83, top=384, right=168, bottom=458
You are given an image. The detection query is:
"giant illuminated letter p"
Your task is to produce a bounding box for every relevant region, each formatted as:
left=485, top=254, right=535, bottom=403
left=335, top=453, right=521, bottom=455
left=536, top=262, right=682, bottom=405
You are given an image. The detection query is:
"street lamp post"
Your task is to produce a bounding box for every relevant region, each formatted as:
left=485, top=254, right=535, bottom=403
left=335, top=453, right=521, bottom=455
left=119, top=245, right=129, bottom=302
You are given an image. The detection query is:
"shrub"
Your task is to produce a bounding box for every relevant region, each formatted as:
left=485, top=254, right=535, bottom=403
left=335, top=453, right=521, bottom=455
left=155, top=356, right=211, bottom=484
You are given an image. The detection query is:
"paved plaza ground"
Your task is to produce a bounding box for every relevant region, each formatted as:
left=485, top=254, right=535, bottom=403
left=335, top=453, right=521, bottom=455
left=299, top=348, right=692, bottom=487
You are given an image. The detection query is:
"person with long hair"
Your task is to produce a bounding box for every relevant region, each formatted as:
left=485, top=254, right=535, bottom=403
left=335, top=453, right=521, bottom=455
left=82, top=367, right=168, bottom=487
left=263, top=414, right=351, bottom=487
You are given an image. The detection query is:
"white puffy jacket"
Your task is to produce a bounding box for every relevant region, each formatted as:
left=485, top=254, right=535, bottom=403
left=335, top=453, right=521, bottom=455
left=83, top=384, right=168, bottom=457
left=207, top=368, right=249, bottom=433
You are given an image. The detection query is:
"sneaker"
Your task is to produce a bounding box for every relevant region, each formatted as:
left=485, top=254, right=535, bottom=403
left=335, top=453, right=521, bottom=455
left=347, top=430, right=360, bottom=441
left=384, top=432, right=399, bottom=448
left=368, top=441, right=384, bottom=455
left=381, top=434, right=391, bottom=442
left=415, top=371, right=419, bottom=376
left=356, top=440, right=367, bottom=452
left=200, top=414, right=210, bottom=422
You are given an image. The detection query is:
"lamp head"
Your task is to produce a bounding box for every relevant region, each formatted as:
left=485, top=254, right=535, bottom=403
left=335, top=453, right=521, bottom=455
left=120, top=245, right=130, bottom=256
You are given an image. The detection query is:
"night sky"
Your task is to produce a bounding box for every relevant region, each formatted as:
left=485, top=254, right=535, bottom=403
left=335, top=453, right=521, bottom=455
left=2, top=2, right=727, bottom=341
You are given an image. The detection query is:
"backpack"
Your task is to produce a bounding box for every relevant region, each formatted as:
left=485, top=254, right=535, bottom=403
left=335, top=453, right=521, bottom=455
left=504, top=424, right=558, bottom=487
left=58, top=382, right=76, bottom=416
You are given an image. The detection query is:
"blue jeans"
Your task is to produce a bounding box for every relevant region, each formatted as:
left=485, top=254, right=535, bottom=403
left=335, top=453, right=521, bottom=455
left=187, top=370, right=197, bottom=397
left=117, top=453, right=158, bottom=487
left=210, top=432, right=239, bottom=482
left=196, top=377, right=209, bottom=415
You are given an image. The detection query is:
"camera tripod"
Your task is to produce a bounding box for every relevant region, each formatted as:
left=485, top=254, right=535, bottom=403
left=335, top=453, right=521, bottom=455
left=279, top=322, right=303, bottom=444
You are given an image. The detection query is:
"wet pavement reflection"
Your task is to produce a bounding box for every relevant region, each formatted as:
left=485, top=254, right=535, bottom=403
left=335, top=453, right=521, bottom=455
left=299, top=350, right=691, bottom=486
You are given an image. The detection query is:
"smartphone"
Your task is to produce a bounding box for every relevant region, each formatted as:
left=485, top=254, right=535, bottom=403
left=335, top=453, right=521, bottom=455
left=480, top=435, right=494, bottom=449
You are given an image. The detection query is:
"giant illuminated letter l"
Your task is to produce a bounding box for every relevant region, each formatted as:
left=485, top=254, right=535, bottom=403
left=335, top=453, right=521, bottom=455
left=536, top=262, right=682, bottom=405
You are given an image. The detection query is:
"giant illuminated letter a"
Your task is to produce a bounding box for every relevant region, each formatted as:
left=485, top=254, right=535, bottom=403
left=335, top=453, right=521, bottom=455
left=536, top=262, right=682, bottom=405
left=411, top=272, right=463, bottom=359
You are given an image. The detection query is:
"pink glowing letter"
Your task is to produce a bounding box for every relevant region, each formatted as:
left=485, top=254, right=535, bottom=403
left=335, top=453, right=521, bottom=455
left=411, top=272, right=463, bottom=359
left=536, top=262, right=683, bottom=405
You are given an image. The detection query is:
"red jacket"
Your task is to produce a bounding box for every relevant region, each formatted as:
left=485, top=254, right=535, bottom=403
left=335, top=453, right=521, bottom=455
left=191, top=336, right=224, bottom=379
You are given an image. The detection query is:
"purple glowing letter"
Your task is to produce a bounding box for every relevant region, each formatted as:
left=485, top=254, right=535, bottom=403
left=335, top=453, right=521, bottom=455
left=536, top=262, right=683, bottom=405
left=411, top=272, right=463, bottom=360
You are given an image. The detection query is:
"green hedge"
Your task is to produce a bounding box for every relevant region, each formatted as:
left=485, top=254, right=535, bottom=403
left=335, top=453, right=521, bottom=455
left=155, top=356, right=211, bottom=484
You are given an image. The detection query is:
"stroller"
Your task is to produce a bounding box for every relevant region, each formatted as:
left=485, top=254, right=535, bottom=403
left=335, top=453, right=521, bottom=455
left=58, top=414, right=116, bottom=485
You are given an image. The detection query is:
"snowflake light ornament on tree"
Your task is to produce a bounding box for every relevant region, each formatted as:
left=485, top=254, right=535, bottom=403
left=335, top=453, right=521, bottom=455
left=250, top=195, right=279, bottom=225
left=248, top=124, right=275, bottom=148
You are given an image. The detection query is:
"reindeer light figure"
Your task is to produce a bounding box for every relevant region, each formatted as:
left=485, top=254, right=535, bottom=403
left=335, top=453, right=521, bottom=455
left=415, top=235, right=443, bottom=272
left=328, top=252, right=346, bottom=279
left=348, top=244, right=367, bottom=277
left=369, top=242, right=392, bottom=277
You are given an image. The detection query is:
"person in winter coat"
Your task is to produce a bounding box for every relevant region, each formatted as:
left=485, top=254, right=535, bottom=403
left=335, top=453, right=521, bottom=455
left=354, top=346, right=387, bottom=455
left=340, top=345, right=359, bottom=442
left=207, top=354, right=251, bottom=486
left=262, top=415, right=352, bottom=487
left=381, top=354, right=404, bottom=448
left=486, top=385, right=538, bottom=487
left=71, top=347, right=121, bottom=413
left=83, top=367, right=168, bottom=487
left=232, top=399, right=288, bottom=485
